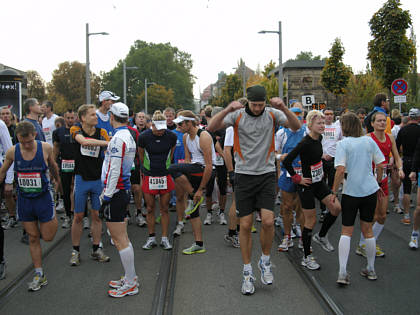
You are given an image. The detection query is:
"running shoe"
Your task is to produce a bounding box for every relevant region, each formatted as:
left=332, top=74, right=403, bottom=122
left=136, top=214, right=147, bottom=227
left=62, top=216, right=71, bottom=229
left=203, top=213, right=212, bottom=225
left=2, top=216, right=17, bottom=229
left=185, top=197, right=204, bottom=216
left=275, top=215, right=284, bottom=228
left=301, top=255, right=320, bottom=270
left=169, top=203, right=176, bottom=212
left=376, top=245, right=385, bottom=257
left=28, top=273, right=48, bottom=291
left=182, top=243, right=206, bottom=255
left=219, top=213, right=227, bottom=225
left=298, top=238, right=303, bottom=249
left=360, top=268, right=377, bottom=280
left=251, top=225, right=257, bottom=233
left=56, top=199, right=65, bottom=213
left=91, top=248, right=110, bottom=262
left=393, top=206, right=403, bottom=214
left=409, top=234, right=418, bottom=249
left=319, top=213, right=325, bottom=223
left=142, top=238, right=157, bottom=250
left=212, top=203, right=220, bottom=212
left=70, top=250, right=81, bottom=266
left=291, top=229, right=296, bottom=239
left=224, top=234, right=240, bottom=248
left=108, top=280, right=139, bottom=298
left=355, top=244, right=367, bottom=257
left=173, top=223, right=184, bottom=237
left=160, top=238, right=173, bottom=250
left=0, top=259, right=5, bottom=280
left=336, top=272, right=350, bottom=285
left=295, top=225, right=302, bottom=238
left=109, top=276, right=139, bottom=289
left=83, top=217, right=90, bottom=229
left=258, top=259, right=273, bottom=285
left=312, top=233, right=334, bottom=252
left=126, top=212, right=132, bottom=225
left=278, top=237, right=293, bottom=252
left=256, top=212, right=262, bottom=222
left=241, top=271, right=256, bottom=295
left=401, top=217, right=411, bottom=225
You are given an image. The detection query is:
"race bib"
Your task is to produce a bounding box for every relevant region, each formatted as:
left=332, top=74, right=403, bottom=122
left=374, top=165, right=387, bottom=181
left=286, top=167, right=302, bottom=177
left=80, top=144, right=100, bottom=158
left=61, top=159, right=75, bottom=172
left=177, top=159, right=185, bottom=164
left=324, top=127, right=335, bottom=140
left=149, top=176, right=167, bottom=190
left=18, top=172, right=42, bottom=193
left=214, top=153, right=224, bottom=166
left=43, top=128, right=52, bottom=142
left=310, top=161, right=323, bottom=183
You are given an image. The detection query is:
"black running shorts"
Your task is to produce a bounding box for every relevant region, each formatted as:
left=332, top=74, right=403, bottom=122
left=297, top=181, right=331, bottom=209
left=103, top=190, right=130, bottom=222
left=341, top=192, right=377, bottom=226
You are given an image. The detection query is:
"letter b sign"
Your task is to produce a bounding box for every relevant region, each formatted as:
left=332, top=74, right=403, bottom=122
left=302, top=95, right=315, bottom=106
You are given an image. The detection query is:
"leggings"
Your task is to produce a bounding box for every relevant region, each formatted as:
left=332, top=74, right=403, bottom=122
left=60, top=172, right=74, bottom=218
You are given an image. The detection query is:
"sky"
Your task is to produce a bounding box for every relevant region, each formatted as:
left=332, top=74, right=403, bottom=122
left=1, top=0, right=419, bottom=101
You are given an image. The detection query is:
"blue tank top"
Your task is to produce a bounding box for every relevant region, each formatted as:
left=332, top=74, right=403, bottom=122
left=172, top=129, right=185, bottom=163
left=15, top=141, right=49, bottom=198
left=281, top=126, right=306, bottom=169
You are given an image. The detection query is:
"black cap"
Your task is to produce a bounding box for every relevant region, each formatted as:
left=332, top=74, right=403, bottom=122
left=246, top=85, right=266, bottom=102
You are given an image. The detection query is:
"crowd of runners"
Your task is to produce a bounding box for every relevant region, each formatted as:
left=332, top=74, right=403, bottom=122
left=0, top=86, right=419, bottom=297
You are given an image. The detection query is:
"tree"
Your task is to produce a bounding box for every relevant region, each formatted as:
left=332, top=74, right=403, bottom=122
left=47, top=61, right=101, bottom=113
left=102, top=41, right=194, bottom=110
left=26, top=70, right=46, bottom=101
left=294, top=51, right=322, bottom=61
left=408, top=26, right=418, bottom=105
left=134, top=84, right=175, bottom=113
left=321, top=38, right=352, bottom=102
left=345, top=69, right=386, bottom=110
left=208, top=74, right=242, bottom=107
left=367, top=0, right=415, bottom=92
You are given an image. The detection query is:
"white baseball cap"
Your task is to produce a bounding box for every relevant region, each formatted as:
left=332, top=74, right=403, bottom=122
left=408, top=108, right=420, bottom=118
left=99, top=91, right=120, bottom=102
left=109, top=102, right=129, bottom=118
left=152, top=120, right=167, bottom=130
left=173, top=115, right=196, bottom=124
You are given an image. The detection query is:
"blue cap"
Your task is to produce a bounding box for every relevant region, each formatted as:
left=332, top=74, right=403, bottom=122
left=290, top=107, right=302, bottom=113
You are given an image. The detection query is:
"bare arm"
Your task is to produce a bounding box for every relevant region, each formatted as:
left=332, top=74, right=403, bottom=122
left=183, top=134, right=191, bottom=163
left=53, top=141, right=60, bottom=162
left=389, top=135, right=403, bottom=178
left=45, top=143, right=61, bottom=185
left=207, top=101, right=244, bottom=132
left=138, top=147, right=144, bottom=165
left=198, top=132, right=214, bottom=191
left=223, top=146, right=234, bottom=172
left=332, top=165, right=345, bottom=194
left=75, top=134, right=109, bottom=147
left=270, top=97, right=301, bottom=131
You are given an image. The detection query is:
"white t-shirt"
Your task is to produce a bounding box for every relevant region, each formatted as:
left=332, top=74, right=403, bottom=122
left=42, top=114, right=58, bottom=146
left=335, top=136, right=385, bottom=197
left=224, top=126, right=234, bottom=147
left=391, top=124, right=401, bottom=140
left=322, top=121, right=342, bottom=157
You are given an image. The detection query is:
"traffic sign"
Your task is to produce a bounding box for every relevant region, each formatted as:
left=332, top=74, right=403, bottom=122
left=394, top=95, right=406, bottom=103
left=391, top=79, right=408, bottom=96
left=302, top=95, right=315, bottom=107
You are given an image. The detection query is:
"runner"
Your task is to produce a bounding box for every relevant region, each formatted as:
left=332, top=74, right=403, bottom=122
left=69, top=104, right=110, bottom=266
left=409, top=137, right=420, bottom=249
left=332, top=112, right=385, bottom=284
left=138, top=110, right=177, bottom=250
left=0, top=121, right=61, bottom=291
left=99, top=102, right=138, bottom=297
left=97, top=90, right=120, bottom=137
left=52, top=109, right=76, bottom=228
left=41, top=101, right=58, bottom=146
left=164, top=107, right=177, bottom=131
left=364, top=93, right=394, bottom=134
left=208, top=85, right=300, bottom=295
left=168, top=110, right=216, bottom=255
left=396, top=108, right=420, bottom=225
left=356, top=111, right=404, bottom=257
left=283, top=110, right=341, bottom=270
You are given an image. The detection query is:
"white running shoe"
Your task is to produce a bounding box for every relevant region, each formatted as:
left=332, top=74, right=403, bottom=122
left=136, top=214, right=147, bottom=227
left=409, top=234, right=418, bottom=249
left=301, top=255, right=320, bottom=270
left=241, top=271, right=256, bottom=295
left=56, top=199, right=65, bottom=213
left=173, top=223, right=184, bottom=236
left=312, top=233, right=334, bottom=252
left=160, top=238, right=173, bottom=250
left=203, top=213, right=212, bottom=225
left=256, top=212, right=262, bottom=222
left=278, top=238, right=289, bottom=252
left=275, top=215, right=284, bottom=228
left=142, top=237, right=157, bottom=250
left=219, top=213, right=227, bottom=225
left=83, top=217, right=90, bottom=230
left=258, top=259, right=274, bottom=285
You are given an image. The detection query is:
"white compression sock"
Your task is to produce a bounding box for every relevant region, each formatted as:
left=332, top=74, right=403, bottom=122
left=372, top=222, right=384, bottom=240
left=338, top=235, right=351, bottom=275
left=119, top=246, right=136, bottom=283
left=365, top=237, right=376, bottom=271
left=261, top=254, right=270, bottom=264
left=359, top=233, right=365, bottom=247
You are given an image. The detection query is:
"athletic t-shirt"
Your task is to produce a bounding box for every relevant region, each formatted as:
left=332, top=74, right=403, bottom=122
left=137, top=129, right=177, bottom=176
left=322, top=121, right=342, bottom=157
left=224, top=107, right=287, bottom=175
left=96, top=110, right=114, bottom=137
left=42, top=114, right=58, bottom=145
left=335, top=136, right=385, bottom=197
left=396, top=123, right=420, bottom=158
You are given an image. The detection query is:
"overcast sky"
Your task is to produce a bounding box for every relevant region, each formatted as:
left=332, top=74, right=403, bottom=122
left=1, top=0, right=419, bottom=101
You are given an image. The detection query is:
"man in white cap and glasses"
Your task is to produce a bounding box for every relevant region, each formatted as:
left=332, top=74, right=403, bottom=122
left=100, top=102, right=138, bottom=297
left=97, top=91, right=120, bottom=137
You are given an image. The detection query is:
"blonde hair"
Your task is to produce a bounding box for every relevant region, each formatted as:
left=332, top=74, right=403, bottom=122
left=306, top=110, right=325, bottom=127
left=152, top=110, right=166, bottom=121
left=77, top=104, right=96, bottom=121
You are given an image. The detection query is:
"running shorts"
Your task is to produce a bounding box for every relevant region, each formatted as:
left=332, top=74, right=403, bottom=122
left=278, top=172, right=297, bottom=193
left=74, top=175, right=102, bottom=213
left=341, top=192, right=377, bottom=226
left=17, top=190, right=54, bottom=223
left=297, top=181, right=331, bottom=209
left=142, top=175, right=175, bottom=195
left=103, top=190, right=130, bottom=222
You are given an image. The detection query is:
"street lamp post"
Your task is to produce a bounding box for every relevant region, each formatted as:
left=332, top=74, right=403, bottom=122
left=144, top=78, right=156, bottom=115
left=259, top=21, right=283, bottom=100
left=85, top=23, right=109, bottom=104
left=123, top=61, right=139, bottom=104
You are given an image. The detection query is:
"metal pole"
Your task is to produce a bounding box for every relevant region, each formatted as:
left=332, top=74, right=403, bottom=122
left=145, top=78, right=148, bottom=115
left=242, top=63, right=246, bottom=97
left=85, top=23, right=91, bottom=104
left=123, top=61, right=127, bottom=104
left=278, top=21, right=283, bottom=100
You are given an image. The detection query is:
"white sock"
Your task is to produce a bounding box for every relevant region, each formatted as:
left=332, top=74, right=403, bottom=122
left=162, top=236, right=168, bottom=241
left=261, top=254, right=270, bottom=264
left=243, top=263, right=252, bottom=273
left=359, top=233, right=365, bottom=247
left=338, top=235, right=351, bottom=275
left=35, top=267, right=43, bottom=276
left=365, top=237, right=376, bottom=272
left=372, top=222, right=384, bottom=240
left=119, top=246, right=136, bottom=283
left=178, top=221, right=184, bottom=226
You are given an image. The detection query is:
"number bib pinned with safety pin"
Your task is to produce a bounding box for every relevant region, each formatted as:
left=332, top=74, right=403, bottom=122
left=149, top=176, right=167, bottom=190
left=310, top=161, right=323, bottom=183
left=18, top=172, right=42, bottom=193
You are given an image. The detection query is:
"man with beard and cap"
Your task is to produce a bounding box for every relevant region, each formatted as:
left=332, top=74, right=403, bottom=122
left=208, top=85, right=300, bottom=295
left=97, top=91, right=120, bottom=138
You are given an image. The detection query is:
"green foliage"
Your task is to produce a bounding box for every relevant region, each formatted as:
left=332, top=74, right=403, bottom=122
left=102, top=41, right=194, bottom=111
left=321, top=38, right=352, bottom=96
left=262, top=60, right=277, bottom=77
left=26, top=70, right=46, bottom=101
left=134, top=84, right=175, bottom=113
left=367, top=0, right=415, bottom=89
left=294, top=51, right=323, bottom=61
left=407, top=27, right=418, bottom=105
left=47, top=61, right=101, bottom=113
